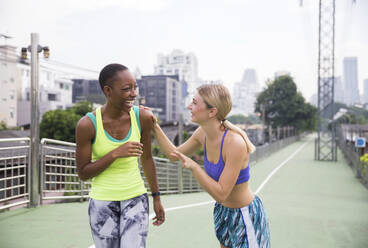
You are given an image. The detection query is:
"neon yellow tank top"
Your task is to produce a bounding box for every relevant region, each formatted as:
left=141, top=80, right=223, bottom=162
left=89, top=106, right=147, bottom=201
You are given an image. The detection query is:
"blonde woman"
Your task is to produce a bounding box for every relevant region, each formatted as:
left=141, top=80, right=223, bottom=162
left=149, top=84, right=270, bottom=248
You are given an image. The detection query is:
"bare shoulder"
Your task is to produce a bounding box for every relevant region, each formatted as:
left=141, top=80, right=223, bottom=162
left=77, top=115, right=94, bottom=130
left=192, top=126, right=205, bottom=144
left=76, top=115, right=94, bottom=141
left=225, top=130, right=248, bottom=154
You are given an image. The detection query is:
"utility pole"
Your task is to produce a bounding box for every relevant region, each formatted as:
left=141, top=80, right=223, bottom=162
left=22, top=33, right=49, bottom=207
left=315, top=0, right=336, bottom=161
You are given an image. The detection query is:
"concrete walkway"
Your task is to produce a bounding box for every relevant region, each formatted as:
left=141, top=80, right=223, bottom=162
left=0, top=135, right=367, bottom=248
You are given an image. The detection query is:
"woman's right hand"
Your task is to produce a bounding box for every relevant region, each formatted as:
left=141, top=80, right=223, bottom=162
left=112, top=141, right=143, bottom=158
left=139, top=105, right=158, bottom=128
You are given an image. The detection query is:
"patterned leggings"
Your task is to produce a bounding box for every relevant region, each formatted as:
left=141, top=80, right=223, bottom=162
left=88, top=194, right=149, bottom=248
left=214, top=195, right=270, bottom=248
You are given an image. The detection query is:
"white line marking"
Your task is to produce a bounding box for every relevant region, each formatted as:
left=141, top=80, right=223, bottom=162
left=88, top=141, right=308, bottom=248
left=254, top=141, right=308, bottom=195
left=148, top=200, right=215, bottom=219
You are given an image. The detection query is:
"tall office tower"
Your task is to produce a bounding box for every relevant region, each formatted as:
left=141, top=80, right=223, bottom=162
left=343, top=57, right=359, bottom=105
left=232, top=69, right=260, bottom=115
left=334, top=76, right=344, bottom=103
left=154, top=49, right=198, bottom=101
left=364, top=79, right=368, bottom=104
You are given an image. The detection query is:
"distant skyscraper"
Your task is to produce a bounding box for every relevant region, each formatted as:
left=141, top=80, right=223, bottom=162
left=154, top=49, right=198, bottom=99
left=232, top=69, right=260, bottom=115
left=364, top=79, right=368, bottom=104
left=334, top=76, right=344, bottom=103
left=343, top=57, right=359, bottom=105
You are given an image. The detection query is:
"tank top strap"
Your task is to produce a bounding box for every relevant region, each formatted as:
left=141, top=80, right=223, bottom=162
left=220, top=129, right=228, bottom=154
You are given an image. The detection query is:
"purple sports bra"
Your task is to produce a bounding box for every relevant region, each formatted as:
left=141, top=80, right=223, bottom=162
left=204, top=129, right=250, bottom=184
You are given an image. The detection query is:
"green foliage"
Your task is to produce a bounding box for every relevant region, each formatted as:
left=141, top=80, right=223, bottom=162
left=40, top=109, right=81, bottom=142
left=70, top=101, right=93, bottom=116
left=255, top=75, right=317, bottom=132
left=0, top=121, right=7, bottom=130
left=40, top=101, right=93, bottom=142
left=228, top=114, right=261, bottom=125
left=228, top=114, right=246, bottom=124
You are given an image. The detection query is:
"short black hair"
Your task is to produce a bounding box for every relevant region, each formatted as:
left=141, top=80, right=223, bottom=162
left=98, top=63, right=128, bottom=92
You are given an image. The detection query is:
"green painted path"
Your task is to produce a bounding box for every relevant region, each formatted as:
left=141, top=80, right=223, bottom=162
left=1, top=135, right=367, bottom=248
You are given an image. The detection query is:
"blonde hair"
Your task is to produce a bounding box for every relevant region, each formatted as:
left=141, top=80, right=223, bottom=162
left=197, top=84, right=256, bottom=153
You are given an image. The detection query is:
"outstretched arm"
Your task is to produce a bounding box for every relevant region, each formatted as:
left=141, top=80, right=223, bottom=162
left=171, top=134, right=248, bottom=203
left=139, top=109, right=165, bottom=226
left=153, top=123, right=203, bottom=161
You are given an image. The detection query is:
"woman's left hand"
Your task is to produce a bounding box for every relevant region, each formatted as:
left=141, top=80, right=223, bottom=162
left=152, top=198, right=165, bottom=226
left=170, top=151, right=197, bottom=170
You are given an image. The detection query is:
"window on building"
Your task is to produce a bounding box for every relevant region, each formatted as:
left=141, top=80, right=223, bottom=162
left=160, top=69, right=164, bottom=74
left=26, top=92, right=30, bottom=101
left=60, top=83, right=64, bottom=89
left=10, top=111, right=14, bottom=119
left=166, top=69, right=172, bottom=73
left=10, top=94, right=14, bottom=100
left=2, top=98, right=7, bottom=102
left=10, top=77, right=14, bottom=83
left=175, top=69, right=179, bottom=75
left=48, top=93, right=57, bottom=101
left=57, top=105, right=63, bottom=110
left=65, top=85, right=69, bottom=90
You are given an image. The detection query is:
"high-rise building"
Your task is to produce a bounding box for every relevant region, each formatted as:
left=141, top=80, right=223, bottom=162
left=154, top=49, right=198, bottom=100
left=137, top=75, right=182, bottom=122
left=363, top=79, right=368, bottom=104
left=232, top=69, right=260, bottom=115
left=343, top=57, right=359, bottom=105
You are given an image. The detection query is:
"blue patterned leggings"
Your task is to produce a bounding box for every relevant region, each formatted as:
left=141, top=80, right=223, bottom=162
left=88, top=194, right=149, bottom=248
left=214, top=195, right=270, bottom=248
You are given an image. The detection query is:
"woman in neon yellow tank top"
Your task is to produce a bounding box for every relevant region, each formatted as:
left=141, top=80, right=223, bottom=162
left=75, top=64, right=165, bottom=248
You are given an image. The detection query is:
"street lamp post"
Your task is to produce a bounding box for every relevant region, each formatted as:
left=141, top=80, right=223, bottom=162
left=22, top=33, right=49, bottom=207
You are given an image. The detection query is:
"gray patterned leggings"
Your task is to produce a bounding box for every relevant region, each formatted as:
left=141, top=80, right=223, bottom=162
left=88, top=194, right=149, bottom=248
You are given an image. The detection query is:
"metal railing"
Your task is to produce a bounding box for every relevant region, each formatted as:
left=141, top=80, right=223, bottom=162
left=0, top=138, right=31, bottom=211
left=40, top=138, right=90, bottom=204
left=336, top=125, right=368, bottom=188
left=250, top=135, right=298, bottom=164
left=0, top=132, right=298, bottom=210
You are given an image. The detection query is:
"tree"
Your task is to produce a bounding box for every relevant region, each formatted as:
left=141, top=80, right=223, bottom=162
left=255, top=75, right=317, bottom=132
left=40, top=109, right=81, bottom=142
left=40, top=101, right=94, bottom=142
left=70, top=100, right=93, bottom=116
left=227, top=114, right=246, bottom=124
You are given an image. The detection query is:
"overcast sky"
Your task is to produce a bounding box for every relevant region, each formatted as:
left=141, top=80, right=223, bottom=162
left=1, top=0, right=367, bottom=100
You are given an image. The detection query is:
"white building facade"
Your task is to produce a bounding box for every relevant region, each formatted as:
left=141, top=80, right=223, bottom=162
left=154, top=49, right=198, bottom=100
left=232, top=69, right=260, bottom=115
left=0, top=45, right=98, bottom=127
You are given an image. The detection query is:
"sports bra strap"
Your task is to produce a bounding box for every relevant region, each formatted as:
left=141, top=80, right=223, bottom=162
left=219, top=129, right=228, bottom=154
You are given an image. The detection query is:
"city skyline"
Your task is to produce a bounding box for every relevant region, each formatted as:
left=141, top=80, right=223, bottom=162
left=1, top=0, right=367, bottom=100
